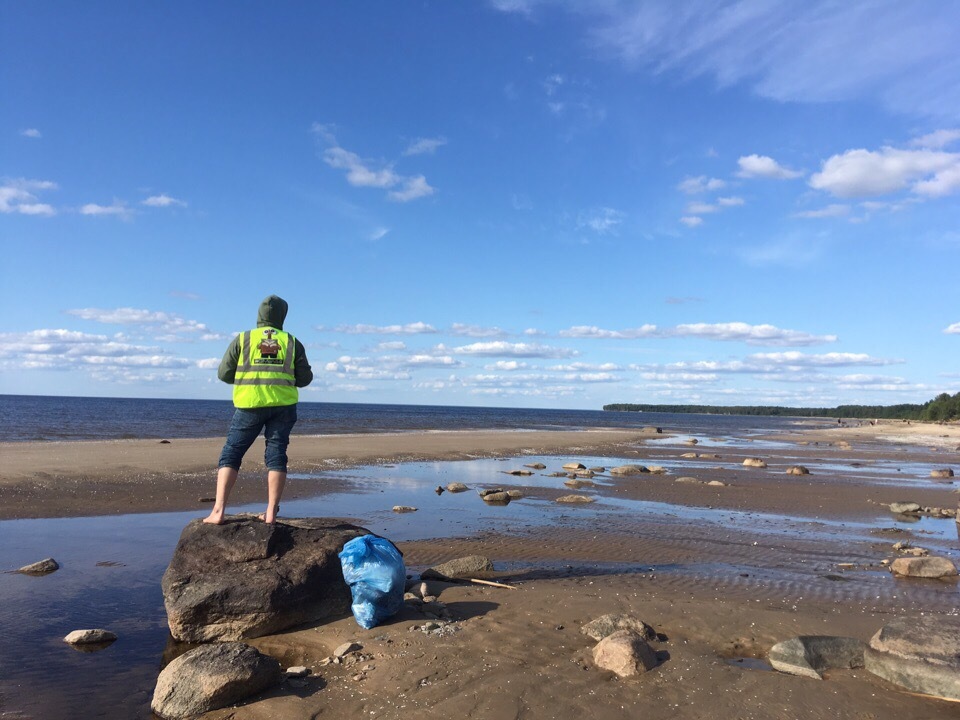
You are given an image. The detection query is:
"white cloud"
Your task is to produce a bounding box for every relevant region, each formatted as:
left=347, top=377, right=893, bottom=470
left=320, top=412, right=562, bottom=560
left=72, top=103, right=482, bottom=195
left=523, top=328, right=545, bottom=337
left=370, top=227, right=390, bottom=241
left=0, top=178, right=57, bottom=216
left=323, top=355, right=411, bottom=381
left=388, top=175, right=435, bottom=202
left=910, top=129, right=960, bottom=149
left=142, top=194, right=187, bottom=208
left=809, top=146, right=960, bottom=198
left=716, top=196, right=745, bottom=207
left=945, top=322, right=960, bottom=334
left=679, top=216, right=703, bottom=227
left=451, top=323, right=508, bottom=338
left=485, top=360, right=529, bottom=371
left=21, top=128, right=42, bottom=138
left=0, top=328, right=198, bottom=376
left=737, top=154, right=802, bottom=180
left=794, top=204, right=851, bottom=219
left=195, top=358, right=220, bottom=369
left=580, top=2, right=960, bottom=120
left=686, top=201, right=717, bottom=215
left=549, top=362, right=622, bottom=372
left=65, top=307, right=223, bottom=339
left=396, top=354, right=463, bottom=369
left=402, top=136, right=448, bottom=156
left=577, top=207, right=625, bottom=234
left=332, top=322, right=437, bottom=335
left=677, top=176, right=726, bottom=194
left=80, top=201, right=133, bottom=219
left=373, top=341, right=407, bottom=352
left=447, top=341, right=577, bottom=359
left=559, top=322, right=835, bottom=347
left=313, top=124, right=437, bottom=202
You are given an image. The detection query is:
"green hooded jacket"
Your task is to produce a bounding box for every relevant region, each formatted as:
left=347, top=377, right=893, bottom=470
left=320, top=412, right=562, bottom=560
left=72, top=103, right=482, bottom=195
left=217, top=295, right=313, bottom=389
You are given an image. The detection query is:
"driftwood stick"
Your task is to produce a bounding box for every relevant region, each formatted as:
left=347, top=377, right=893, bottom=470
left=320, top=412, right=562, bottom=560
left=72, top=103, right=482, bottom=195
left=468, top=578, right=518, bottom=589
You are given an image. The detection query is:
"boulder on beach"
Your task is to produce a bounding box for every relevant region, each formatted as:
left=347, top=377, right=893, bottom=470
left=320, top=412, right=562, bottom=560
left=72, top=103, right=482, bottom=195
left=17, top=558, right=59, bottom=575
left=151, top=642, right=281, bottom=720
left=786, top=466, right=810, bottom=475
left=581, top=614, right=657, bottom=642
left=161, top=517, right=368, bottom=643
left=888, top=501, right=921, bottom=514
left=564, top=478, right=595, bottom=489
left=480, top=491, right=511, bottom=504
left=675, top=476, right=701, bottom=484
left=742, top=458, right=767, bottom=468
left=931, top=468, right=955, bottom=479
left=446, top=482, right=469, bottom=493
left=889, top=556, right=958, bottom=579
left=592, top=630, right=658, bottom=677
left=609, top=465, right=649, bottom=476
left=421, top=555, right=494, bottom=580
left=768, top=636, right=865, bottom=680
left=864, top=615, right=960, bottom=701
left=563, top=462, right=586, bottom=471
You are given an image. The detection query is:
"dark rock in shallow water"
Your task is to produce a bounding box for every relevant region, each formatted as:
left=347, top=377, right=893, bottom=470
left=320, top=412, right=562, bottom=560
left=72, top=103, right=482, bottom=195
left=18, top=558, right=59, bottom=575
left=768, top=636, right=865, bottom=679
left=161, top=517, right=368, bottom=642
left=151, top=642, right=281, bottom=719
left=865, top=616, right=960, bottom=701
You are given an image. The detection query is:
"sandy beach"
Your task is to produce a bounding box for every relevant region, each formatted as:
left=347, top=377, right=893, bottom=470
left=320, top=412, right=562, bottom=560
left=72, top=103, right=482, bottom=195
left=2, top=420, right=960, bottom=719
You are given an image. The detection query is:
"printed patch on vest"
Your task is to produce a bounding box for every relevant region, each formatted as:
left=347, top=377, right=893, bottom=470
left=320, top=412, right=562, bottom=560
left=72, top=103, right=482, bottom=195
left=258, top=329, right=281, bottom=358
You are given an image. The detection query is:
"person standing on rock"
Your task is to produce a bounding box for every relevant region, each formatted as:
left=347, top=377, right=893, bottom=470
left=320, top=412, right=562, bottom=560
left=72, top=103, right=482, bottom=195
left=203, top=295, right=313, bottom=525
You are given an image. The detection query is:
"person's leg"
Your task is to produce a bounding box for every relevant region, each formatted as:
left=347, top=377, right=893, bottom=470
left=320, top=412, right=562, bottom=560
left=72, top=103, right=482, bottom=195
left=203, top=466, right=238, bottom=524
left=261, top=404, right=297, bottom=523
left=203, top=408, right=265, bottom=524
left=264, top=470, right=285, bottom=524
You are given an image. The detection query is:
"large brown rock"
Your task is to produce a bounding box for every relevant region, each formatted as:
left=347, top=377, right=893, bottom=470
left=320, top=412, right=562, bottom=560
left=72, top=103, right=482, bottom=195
left=768, top=636, right=865, bottom=679
left=864, top=616, right=960, bottom=701
left=151, top=642, right=281, bottom=719
left=592, top=630, right=658, bottom=677
left=889, top=556, right=958, bottom=579
left=161, top=517, right=368, bottom=642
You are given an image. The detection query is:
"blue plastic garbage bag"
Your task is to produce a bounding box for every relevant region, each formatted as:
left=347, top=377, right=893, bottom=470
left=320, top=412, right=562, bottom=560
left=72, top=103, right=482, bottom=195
left=338, top=535, right=406, bottom=629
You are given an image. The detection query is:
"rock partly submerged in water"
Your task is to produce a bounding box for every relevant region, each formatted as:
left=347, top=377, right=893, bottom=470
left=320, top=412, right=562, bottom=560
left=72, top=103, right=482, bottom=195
left=446, top=482, right=469, bottom=493
left=64, top=629, right=117, bottom=646
left=556, top=494, right=594, bottom=504
left=889, top=501, right=921, bottom=514
left=742, top=458, right=767, bottom=468
left=18, top=558, right=60, bottom=575
left=161, top=517, right=368, bottom=643
left=151, top=642, right=281, bottom=720
left=609, top=465, right=649, bottom=476
left=865, top=615, right=960, bottom=701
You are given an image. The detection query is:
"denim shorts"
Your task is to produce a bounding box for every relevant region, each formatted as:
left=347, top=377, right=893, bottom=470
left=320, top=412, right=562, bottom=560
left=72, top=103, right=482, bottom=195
left=218, top=405, right=298, bottom=472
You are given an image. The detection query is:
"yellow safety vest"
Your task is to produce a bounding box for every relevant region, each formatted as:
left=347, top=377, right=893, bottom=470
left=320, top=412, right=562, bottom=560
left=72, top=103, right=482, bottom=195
left=232, top=327, right=298, bottom=408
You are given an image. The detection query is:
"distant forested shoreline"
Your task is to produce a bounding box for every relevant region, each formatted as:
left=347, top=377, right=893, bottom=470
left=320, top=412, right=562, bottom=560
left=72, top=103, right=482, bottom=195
left=603, top=392, right=960, bottom=422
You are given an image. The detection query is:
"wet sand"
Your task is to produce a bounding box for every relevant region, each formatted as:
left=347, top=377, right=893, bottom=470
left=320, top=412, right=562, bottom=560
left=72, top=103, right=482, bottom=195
left=2, top=420, right=960, bottom=719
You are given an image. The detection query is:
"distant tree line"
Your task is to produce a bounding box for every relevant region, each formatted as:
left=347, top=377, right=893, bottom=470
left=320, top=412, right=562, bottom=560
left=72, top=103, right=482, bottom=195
left=603, top=391, right=960, bottom=422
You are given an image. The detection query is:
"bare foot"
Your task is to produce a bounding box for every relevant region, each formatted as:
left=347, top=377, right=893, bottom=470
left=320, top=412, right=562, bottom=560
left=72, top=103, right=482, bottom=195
left=202, top=507, right=225, bottom=525
left=259, top=504, right=280, bottom=524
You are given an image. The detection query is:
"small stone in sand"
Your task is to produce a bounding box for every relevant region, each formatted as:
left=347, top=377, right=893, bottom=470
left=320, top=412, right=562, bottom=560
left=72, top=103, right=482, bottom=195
left=285, top=666, right=310, bottom=678
left=334, top=642, right=362, bottom=657
left=786, top=465, right=810, bottom=475
left=890, top=556, right=958, bottom=578
left=930, top=468, right=955, bottom=479
left=592, top=630, right=658, bottom=677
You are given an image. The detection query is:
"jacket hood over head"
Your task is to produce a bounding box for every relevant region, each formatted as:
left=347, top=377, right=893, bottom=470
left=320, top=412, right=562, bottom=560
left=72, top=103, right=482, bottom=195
left=257, top=295, right=288, bottom=330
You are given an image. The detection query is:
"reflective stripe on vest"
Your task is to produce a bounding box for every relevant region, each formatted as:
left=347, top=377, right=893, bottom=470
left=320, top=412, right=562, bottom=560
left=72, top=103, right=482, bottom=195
left=232, top=327, right=299, bottom=408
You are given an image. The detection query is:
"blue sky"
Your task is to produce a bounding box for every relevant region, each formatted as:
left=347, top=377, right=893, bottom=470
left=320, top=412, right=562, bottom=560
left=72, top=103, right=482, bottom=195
left=2, top=1, right=959, bottom=409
